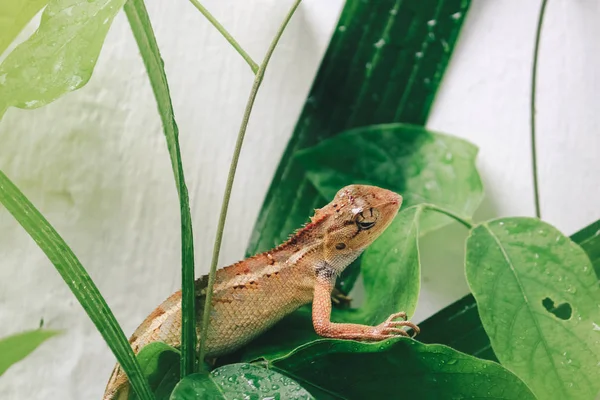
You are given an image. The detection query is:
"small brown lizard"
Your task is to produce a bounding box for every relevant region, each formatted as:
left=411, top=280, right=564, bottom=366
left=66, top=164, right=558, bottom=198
left=103, top=184, right=419, bottom=399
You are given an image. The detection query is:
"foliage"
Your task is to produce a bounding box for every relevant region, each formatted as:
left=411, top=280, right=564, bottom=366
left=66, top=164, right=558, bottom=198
left=0, top=329, right=60, bottom=376
left=1, top=1, right=599, bottom=400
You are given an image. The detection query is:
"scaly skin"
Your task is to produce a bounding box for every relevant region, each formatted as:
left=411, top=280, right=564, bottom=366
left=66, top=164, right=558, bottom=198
left=103, top=184, right=419, bottom=399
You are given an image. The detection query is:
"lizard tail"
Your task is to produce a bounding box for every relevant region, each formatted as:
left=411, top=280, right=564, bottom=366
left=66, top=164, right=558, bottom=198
left=102, top=364, right=130, bottom=400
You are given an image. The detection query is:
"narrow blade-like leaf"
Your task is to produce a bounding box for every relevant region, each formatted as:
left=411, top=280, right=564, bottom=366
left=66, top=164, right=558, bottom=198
left=247, top=0, right=472, bottom=257
left=0, top=329, right=60, bottom=376
left=0, top=170, right=153, bottom=399
left=466, top=218, right=600, bottom=400
left=124, top=0, right=196, bottom=376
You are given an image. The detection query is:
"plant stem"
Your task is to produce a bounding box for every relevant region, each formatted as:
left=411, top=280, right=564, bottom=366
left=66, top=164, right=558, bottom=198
left=530, top=0, right=548, bottom=219
left=188, top=0, right=259, bottom=74
left=198, top=0, right=302, bottom=370
left=422, top=204, right=473, bottom=230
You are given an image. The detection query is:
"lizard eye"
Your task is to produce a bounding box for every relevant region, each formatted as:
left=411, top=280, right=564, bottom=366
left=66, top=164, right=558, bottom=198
left=355, top=208, right=379, bottom=230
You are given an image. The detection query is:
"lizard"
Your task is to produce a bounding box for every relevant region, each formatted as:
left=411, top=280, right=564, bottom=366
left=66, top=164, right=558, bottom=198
left=103, top=184, right=420, bottom=399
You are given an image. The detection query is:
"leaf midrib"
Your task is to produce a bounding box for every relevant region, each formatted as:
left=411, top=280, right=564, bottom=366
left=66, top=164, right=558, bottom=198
left=481, top=222, right=566, bottom=397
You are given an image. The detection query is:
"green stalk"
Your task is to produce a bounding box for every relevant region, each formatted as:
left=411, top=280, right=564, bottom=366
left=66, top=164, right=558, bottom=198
left=188, top=0, right=259, bottom=74
left=198, top=0, right=303, bottom=370
left=530, top=0, right=548, bottom=219
left=123, top=0, right=197, bottom=378
left=422, top=203, right=473, bottom=230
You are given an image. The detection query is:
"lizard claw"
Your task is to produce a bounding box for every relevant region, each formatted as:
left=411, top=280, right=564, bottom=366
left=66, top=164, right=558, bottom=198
left=331, top=287, right=352, bottom=307
left=373, top=311, right=420, bottom=339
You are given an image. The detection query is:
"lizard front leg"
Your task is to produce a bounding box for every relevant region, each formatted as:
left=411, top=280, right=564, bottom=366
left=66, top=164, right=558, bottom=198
left=312, top=268, right=420, bottom=340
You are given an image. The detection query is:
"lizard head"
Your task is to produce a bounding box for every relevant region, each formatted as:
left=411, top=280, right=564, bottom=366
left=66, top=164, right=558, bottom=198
left=315, top=184, right=402, bottom=270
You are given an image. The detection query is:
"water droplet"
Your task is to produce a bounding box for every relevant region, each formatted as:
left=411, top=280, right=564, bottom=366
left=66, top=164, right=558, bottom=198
left=389, top=8, right=398, bottom=15
left=445, top=152, right=453, bottom=162
left=592, top=322, right=600, bottom=331
left=447, top=359, right=458, bottom=365
left=451, top=12, right=462, bottom=20
left=374, top=38, right=386, bottom=48
left=427, top=19, right=437, bottom=27
left=534, top=253, right=539, bottom=259
left=499, top=221, right=505, bottom=226
left=424, top=78, right=431, bottom=84
left=0, top=74, right=6, bottom=85
left=365, top=62, right=372, bottom=70
left=338, top=26, right=346, bottom=32
left=415, top=51, right=423, bottom=59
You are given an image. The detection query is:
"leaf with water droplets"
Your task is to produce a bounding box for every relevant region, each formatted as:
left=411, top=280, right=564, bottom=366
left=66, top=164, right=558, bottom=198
left=269, top=339, right=535, bottom=399
left=466, top=217, right=600, bottom=400
left=169, top=363, right=314, bottom=400
left=0, top=0, right=127, bottom=117
left=295, top=123, right=483, bottom=234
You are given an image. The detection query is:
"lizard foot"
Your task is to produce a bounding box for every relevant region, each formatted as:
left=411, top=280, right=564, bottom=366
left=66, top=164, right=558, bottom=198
left=370, top=311, right=420, bottom=340
left=331, top=287, right=352, bottom=307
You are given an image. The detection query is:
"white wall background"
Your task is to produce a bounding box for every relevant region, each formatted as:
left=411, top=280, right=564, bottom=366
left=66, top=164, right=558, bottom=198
left=1, top=0, right=599, bottom=398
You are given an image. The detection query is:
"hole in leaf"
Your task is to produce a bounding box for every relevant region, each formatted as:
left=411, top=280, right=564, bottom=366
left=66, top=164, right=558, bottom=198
left=542, top=297, right=572, bottom=320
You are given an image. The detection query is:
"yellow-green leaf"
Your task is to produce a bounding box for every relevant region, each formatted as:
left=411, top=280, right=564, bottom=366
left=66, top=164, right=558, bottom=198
left=0, top=0, right=126, bottom=116
left=0, top=0, right=49, bottom=56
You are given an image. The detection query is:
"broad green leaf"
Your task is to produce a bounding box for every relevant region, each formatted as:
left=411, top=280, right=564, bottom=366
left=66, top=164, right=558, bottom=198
left=0, top=0, right=49, bottom=56
left=124, top=0, right=196, bottom=376
left=269, top=339, right=535, bottom=399
left=571, top=219, right=600, bottom=279
left=0, top=170, right=153, bottom=399
left=466, top=217, right=600, bottom=400
left=241, top=206, right=422, bottom=361
left=295, top=123, right=482, bottom=234
left=419, top=218, right=600, bottom=362
left=130, top=342, right=181, bottom=400
left=170, top=364, right=314, bottom=400
left=0, top=329, right=60, bottom=376
left=0, top=0, right=127, bottom=117
left=247, top=0, right=472, bottom=257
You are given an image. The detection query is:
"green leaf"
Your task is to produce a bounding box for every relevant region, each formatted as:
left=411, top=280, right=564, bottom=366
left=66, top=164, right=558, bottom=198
left=418, top=217, right=600, bottom=361
left=269, top=339, right=536, bottom=399
left=0, top=0, right=127, bottom=117
left=0, top=329, right=60, bottom=376
left=247, top=0, right=472, bottom=257
left=0, top=0, right=49, bottom=56
left=130, top=342, right=181, bottom=400
left=571, top=219, right=600, bottom=279
left=124, top=0, right=196, bottom=376
left=241, top=206, right=422, bottom=362
left=295, top=123, right=483, bottom=233
left=170, top=364, right=314, bottom=400
left=0, top=170, right=153, bottom=400
left=466, top=217, right=600, bottom=400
